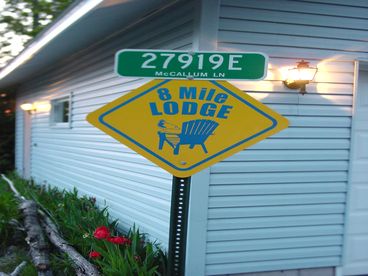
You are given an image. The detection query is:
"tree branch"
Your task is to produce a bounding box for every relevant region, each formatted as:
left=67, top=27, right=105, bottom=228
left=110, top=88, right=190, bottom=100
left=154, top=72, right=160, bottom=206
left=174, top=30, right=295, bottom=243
left=1, top=175, right=52, bottom=275
left=1, top=175, right=99, bottom=276
left=0, top=261, right=27, bottom=276
left=39, top=211, right=100, bottom=276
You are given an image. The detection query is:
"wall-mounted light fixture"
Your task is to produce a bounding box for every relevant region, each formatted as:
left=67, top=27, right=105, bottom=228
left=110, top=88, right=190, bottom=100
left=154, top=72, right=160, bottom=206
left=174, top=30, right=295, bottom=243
left=283, top=60, right=318, bottom=95
left=20, top=101, right=51, bottom=113
left=20, top=103, right=36, bottom=113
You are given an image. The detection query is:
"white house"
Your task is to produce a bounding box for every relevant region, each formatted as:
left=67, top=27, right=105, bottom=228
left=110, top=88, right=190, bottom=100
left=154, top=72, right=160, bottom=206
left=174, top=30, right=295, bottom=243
left=0, top=0, right=367, bottom=275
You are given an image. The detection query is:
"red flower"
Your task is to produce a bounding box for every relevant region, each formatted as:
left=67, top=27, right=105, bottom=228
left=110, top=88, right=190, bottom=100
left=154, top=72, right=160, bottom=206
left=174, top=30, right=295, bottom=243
left=89, top=251, right=101, bottom=259
left=107, top=236, right=131, bottom=245
left=93, top=226, right=110, bottom=239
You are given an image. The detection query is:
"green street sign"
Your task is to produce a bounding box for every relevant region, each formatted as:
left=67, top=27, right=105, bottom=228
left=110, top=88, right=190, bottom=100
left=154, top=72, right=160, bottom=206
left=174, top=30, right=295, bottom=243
left=115, top=49, right=268, bottom=80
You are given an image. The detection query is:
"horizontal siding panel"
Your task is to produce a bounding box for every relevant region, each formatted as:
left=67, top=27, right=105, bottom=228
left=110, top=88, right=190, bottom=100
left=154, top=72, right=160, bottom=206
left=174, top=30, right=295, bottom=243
left=207, top=246, right=341, bottom=264
left=33, top=143, right=152, bottom=165
left=246, top=92, right=353, bottom=106
left=32, top=137, right=142, bottom=155
left=286, top=116, right=351, bottom=127
left=209, top=193, right=346, bottom=208
left=32, top=153, right=170, bottom=188
left=218, top=42, right=362, bottom=59
left=210, top=172, right=348, bottom=184
left=32, top=137, right=136, bottom=152
left=231, top=81, right=353, bottom=95
left=210, top=183, right=347, bottom=196
left=226, top=149, right=350, bottom=161
left=224, top=0, right=368, bottom=18
left=264, top=105, right=352, bottom=117
left=219, top=31, right=367, bottom=56
left=208, top=214, right=344, bottom=230
left=207, top=235, right=343, bottom=253
left=220, top=6, right=368, bottom=30
left=293, top=105, right=351, bottom=116
left=34, top=148, right=165, bottom=181
left=293, top=0, right=368, bottom=8
left=268, top=58, right=354, bottom=73
left=208, top=204, right=345, bottom=219
left=207, top=225, right=344, bottom=241
left=32, top=146, right=167, bottom=177
left=220, top=18, right=368, bottom=41
left=211, top=160, right=349, bottom=173
left=206, top=256, right=340, bottom=275
left=249, top=139, right=350, bottom=150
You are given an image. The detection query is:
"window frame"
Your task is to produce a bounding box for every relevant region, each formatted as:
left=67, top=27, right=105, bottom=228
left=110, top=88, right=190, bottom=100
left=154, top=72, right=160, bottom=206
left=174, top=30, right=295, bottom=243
left=49, top=93, right=72, bottom=128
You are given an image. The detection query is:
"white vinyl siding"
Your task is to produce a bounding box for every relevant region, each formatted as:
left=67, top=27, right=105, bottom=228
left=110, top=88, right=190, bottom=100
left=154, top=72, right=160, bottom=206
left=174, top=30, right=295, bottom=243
left=15, top=0, right=194, bottom=247
left=219, top=0, right=368, bottom=59
left=205, top=0, right=368, bottom=275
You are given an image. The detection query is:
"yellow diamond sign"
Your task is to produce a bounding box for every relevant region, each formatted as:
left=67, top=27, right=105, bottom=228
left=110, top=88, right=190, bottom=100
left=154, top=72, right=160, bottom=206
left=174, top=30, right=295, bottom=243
left=87, top=79, right=289, bottom=177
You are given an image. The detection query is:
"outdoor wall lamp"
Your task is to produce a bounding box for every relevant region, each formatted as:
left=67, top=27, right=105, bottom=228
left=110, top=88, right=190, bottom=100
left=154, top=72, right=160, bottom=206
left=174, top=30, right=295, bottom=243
left=20, top=101, right=51, bottom=113
left=20, top=103, right=36, bottom=113
left=283, top=60, right=318, bottom=95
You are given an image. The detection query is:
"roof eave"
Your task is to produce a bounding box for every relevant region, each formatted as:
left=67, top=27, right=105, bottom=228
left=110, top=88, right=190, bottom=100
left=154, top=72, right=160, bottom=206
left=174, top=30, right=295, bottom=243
left=0, top=0, right=173, bottom=90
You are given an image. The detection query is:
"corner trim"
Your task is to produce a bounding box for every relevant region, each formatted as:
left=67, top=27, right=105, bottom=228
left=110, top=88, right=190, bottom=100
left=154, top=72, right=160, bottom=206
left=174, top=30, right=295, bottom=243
left=185, top=0, right=220, bottom=275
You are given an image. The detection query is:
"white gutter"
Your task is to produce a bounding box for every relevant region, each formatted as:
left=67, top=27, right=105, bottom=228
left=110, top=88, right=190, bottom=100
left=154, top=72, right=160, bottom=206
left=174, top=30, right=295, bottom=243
left=0, top=0, right=104, bottom=80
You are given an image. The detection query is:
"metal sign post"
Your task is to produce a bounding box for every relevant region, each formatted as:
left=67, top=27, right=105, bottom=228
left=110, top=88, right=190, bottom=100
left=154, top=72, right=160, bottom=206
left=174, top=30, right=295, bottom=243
left=168, top=176, right=191, bottom=276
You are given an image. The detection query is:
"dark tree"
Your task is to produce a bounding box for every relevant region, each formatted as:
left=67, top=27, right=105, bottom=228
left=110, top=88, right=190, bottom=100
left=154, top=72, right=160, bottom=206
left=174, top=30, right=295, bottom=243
left=0, top=92, right=15, bottom=172
left=0, top=0, right=74, bottom=65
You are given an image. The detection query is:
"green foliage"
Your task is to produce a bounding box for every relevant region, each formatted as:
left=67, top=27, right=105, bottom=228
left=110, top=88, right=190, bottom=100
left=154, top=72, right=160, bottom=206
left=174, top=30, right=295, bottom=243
left=9, top=173, right=167, bottom=275
left=49, top=252, right=75, bottom=276
left=88, top=226, right=167, bottom=276
left=2, top=0, right=73, bottom=37
left=0, top=247, right=36, bottom=275
left=20, top=263, right=38, bottom=276
left=0, top=182, right=19, bottom=247
left=0, top=0, right=74, bottom=63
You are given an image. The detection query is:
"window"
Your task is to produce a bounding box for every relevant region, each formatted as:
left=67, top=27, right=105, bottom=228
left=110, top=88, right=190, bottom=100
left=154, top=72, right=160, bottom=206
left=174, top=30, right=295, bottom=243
left=50, top=95, right=71, bottom=127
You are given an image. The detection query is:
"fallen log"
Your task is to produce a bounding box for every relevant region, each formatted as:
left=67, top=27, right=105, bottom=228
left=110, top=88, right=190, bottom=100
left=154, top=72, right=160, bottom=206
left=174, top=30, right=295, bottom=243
left=1, top=175, right=52, bottom=276
left=20, top=200, right=52, bottom=275
left=1, top=175, right=100, bottom=276
left=40, top=211, right=100, bottom=276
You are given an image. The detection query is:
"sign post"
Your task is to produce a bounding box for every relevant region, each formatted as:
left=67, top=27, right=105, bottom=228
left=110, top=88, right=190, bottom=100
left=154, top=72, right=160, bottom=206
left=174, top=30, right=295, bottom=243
left=168, top=176, right=191, bottom=276
left=87, top=50, right=289, bottom=276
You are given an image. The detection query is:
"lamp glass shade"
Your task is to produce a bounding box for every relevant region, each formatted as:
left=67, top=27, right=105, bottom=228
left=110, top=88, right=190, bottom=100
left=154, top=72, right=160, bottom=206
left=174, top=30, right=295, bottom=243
left=287, top=67, right=317, bottom=82
left=20, top=103, right=34, bottom=111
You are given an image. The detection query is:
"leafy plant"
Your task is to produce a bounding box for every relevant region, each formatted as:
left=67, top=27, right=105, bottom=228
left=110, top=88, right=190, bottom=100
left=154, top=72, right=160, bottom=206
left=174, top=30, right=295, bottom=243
left=8, top=173, right=167, bottom=275
left=88, top=225, right=166, bottom=275
left=0, top=183, right=19, bottom=248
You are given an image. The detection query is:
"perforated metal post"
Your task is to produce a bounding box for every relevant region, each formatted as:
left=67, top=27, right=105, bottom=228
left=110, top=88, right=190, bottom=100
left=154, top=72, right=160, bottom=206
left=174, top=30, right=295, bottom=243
left=168, top=176, right=191, bottom=276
